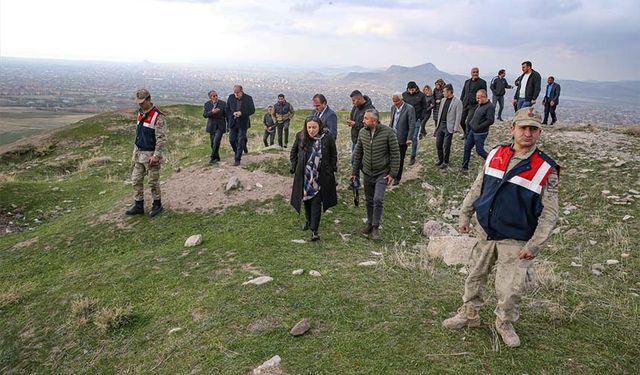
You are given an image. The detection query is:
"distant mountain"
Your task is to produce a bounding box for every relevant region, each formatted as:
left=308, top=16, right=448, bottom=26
left=344, top=62, right=640, bottom=105
left=344, top=62, right=467, bottom=92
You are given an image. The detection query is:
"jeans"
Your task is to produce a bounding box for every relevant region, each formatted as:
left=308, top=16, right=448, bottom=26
left=276, top=120, right=290, bottom=147
left=209, top=130, right=224, bottom=161
left=363, top=173, right=388, bottom=227
left=462, top=130, right=488, bottom=170
left=351, top=142, right=357, bottom=165
left=411, top=120, right=421, bottom=158
left=397, top=144, right=408, bottom=181
left=263, top=129, right=275, bottom=147
left=492, top=94, right=505, bottom=119
left=303, top=193, right=322, bottom=232
left=435, top=126, right=453, bottom=165
left=517, top=99, right=532, bottom=110
left=229, top=126, right=247, bottom=162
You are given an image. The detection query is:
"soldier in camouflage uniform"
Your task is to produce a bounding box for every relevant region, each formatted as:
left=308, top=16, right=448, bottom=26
left=443, top=107, right=559, bottom=348
left=125, top=89, right=167, bottom=218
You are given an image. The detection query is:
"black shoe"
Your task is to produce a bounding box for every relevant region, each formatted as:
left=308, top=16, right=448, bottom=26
left=409, top=157, right=416, bottom=166
left=497, top=117, right=504, bottom=121
left=435, top=160, right=443, bottom=166
left=233, top=160, right=241, bottom=166
left=542, top=122, right=548, bottom=125
left=303, top=222, right=310, bottom=231
left=149, top=200, right=163, bottom=218
left=392, top=180, right=400, bottom=186
left=209, top=159, right=218, bottom=165
left=461, top=168, right=469, bottom=175
left=371, top=226, right=381, bottom=241
left=284, top=144, right=288, bottom=148
left=311, top=231, right=320, bottom=241
left=125, top=200, right=144, bottom=215
left=439, top=163, right=448, bottom=169
left=551, top=120, right=556, bottom=125
left=243, top=146, right=248, bottom=154
left=361, top=224, right=373, bottom=236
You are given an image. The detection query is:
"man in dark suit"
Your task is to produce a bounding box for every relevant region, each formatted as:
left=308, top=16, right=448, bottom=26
left=226, top=85, right=255, bottom=166
left=310, top=93, right=338, bottom=139
left=389, top=92, right=415, bottom=185
left=203, top=90, right=227, bottom=164
left=513, top=61, right=542, bottom=110
left=542, top=76, right=561, bottom=125
left=460, top=67, right=487, bottom=138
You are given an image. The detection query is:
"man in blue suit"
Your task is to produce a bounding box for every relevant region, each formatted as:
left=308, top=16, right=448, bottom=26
left=310, top=93, right=338, bottom=139
left=542, top=76, right=561, bottom=125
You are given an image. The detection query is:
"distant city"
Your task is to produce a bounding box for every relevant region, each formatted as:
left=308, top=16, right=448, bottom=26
left=1, top=57, right=639, bottom=127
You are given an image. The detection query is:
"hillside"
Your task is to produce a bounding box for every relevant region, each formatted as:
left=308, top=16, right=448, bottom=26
left=1, top=106, right=639, bottom=374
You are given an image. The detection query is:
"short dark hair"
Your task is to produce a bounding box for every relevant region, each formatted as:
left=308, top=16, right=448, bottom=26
left=498, top=69, right=505, bottom=75
left=278, top=94, right=285, bottom=98
left=522, top=61, right=532, bottom=68
left=548, top=76, right=555, bottom=81
left=407, top=81, right=419, bottom=90
left=444, top=83, right=454, bottom=93
left=312, top=93, right=327, bottom=104
left=350, top=90, right=363, bottom=98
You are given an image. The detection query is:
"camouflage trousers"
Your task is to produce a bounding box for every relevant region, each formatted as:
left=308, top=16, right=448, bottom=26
left=460, top=235, right=533, bottom=323
left=131, top=161, right=161, bottom=201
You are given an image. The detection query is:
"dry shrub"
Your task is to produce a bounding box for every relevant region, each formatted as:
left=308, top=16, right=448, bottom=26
left=78, top=156, right=112, bottom=171
left=70, top=297, right=99, bottom=325
left=620, top=126, right=640, bottom=137
left=94, top=304, right=134, bottom=334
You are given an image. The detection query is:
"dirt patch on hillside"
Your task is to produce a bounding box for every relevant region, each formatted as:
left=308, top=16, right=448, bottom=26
left=163, top=152, right=292, bottom=212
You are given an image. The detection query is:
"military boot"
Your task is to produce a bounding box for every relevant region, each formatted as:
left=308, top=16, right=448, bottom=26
left=442, top=305, right=481, bottom=329
left=125, top=200, right=144, bottom=216
left=495, top=319, right=521, bottom=348
left=149, top=199, right=163, bottom=218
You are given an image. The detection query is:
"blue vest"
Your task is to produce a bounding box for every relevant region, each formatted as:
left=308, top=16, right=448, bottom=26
left=135, top=106, right=163, bottom=151
left=473, top=145, right=558, bottom=241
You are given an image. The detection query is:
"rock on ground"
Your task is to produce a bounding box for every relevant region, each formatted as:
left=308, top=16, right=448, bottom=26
left=290, top=318, right=311, bottom=336
left=358, top=261, right=378, bottom=267
left=427, top=235, right=478, bottom=266
left=226, top=176, right=242, bottom=191
left=243, top=276, right=274, bottom=286
left=184, top=234, right=203, bottom=247
left=308, top=270, right=321, bottom=277
left=249, top=355, right=283, bottom=375
left=292, top=269, right=304, bottom=275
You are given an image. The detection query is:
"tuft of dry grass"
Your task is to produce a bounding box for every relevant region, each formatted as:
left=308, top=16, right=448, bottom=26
left=531, top=260, right=564, bottom=292
left=78, top=156, right=112, bottom=171
left=0, top=289, right=20, bottom=309
left=94, top=304, right=134, bottom=334
left=70, top=297, right=99, bottom=326
left=607, top=225, right=631, bottom=252
left=380, top=243, right=437, bottom=274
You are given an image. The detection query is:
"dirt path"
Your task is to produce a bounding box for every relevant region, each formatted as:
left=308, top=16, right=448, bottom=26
left=162, top=152, right=292, bottom=212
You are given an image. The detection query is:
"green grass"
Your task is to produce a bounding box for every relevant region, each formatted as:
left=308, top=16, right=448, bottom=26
left=1, top=106, right=638, bottom=374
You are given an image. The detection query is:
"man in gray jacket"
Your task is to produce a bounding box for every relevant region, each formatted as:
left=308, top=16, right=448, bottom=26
left=389, top=92, right=415, bottom=185
left=434, top=84, right=463, bottom=169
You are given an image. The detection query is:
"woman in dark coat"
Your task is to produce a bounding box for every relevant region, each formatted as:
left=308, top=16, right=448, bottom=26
left=290, top=116, right=338, bottom=241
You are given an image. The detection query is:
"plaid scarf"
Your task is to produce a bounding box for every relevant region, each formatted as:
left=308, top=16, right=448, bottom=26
left=303, top=134, right=324, bottom=201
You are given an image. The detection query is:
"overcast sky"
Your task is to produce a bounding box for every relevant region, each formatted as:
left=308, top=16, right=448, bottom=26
left=1, top=0, right=638, bottom=81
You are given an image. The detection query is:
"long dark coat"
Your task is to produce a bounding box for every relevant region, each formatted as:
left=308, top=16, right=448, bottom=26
left=289, top=130, right=338, bottom=213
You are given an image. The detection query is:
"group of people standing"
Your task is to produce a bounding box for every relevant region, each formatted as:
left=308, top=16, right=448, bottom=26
left=126, top=59, right=562, bottom=348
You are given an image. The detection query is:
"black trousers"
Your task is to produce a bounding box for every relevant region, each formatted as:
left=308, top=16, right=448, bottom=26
left=543, top=102, right=557, bottom=124
left=435, top=127, right=453, bottom=165
left=397, top=144, right=408, bottom=181
left=277, top=120, right=290, bottom=147
left=209, top=130, right=224, bottom=161
left=303, top=194, right=322, bottom=232
left=263, top=130, right=275, bottom=147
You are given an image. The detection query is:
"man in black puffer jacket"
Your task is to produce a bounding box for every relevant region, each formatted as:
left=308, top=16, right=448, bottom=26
left=347, top=90, right=375, bottom=165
